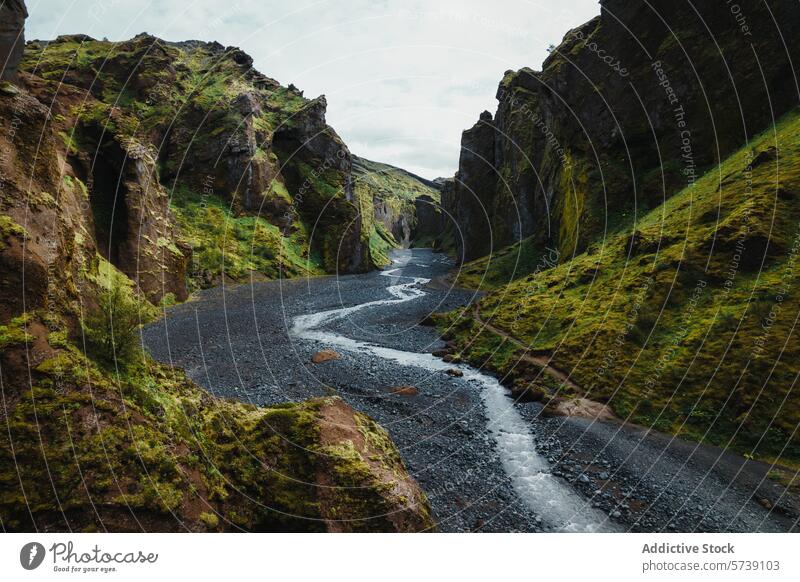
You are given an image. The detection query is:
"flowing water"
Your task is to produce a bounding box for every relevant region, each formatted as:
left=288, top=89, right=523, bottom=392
left=291, top=254, right=615, bottom=532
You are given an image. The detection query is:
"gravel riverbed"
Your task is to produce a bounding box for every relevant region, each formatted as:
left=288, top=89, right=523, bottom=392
left=143, top=249, right=798, bottom=532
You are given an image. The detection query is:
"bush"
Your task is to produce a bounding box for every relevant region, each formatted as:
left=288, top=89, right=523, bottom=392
left=82, top=281, right=145, bottom=367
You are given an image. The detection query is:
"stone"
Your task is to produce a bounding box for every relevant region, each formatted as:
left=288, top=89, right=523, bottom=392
left=510, top=382, right=547, bottom=403
left=311, top=349, right=341, bottom=364
left=446, top=369, right=464, bottom=377
left=441, top=0, right=800, bottom=265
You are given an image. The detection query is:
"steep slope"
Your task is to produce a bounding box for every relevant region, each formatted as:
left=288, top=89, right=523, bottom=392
left=20, top=33, right=375, bottom=295
left=351, top=155, right=441, bottom=265
left=440, top=109, right=800, bottom=464
left=445, top=0, right=800, bottom=265
left=0, top=22, right=434, bottom=532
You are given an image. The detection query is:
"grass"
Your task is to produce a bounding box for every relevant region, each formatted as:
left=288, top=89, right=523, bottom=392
left=442, top=108, right=800, bottom=464
left=169, top=186, right=325, bottom=290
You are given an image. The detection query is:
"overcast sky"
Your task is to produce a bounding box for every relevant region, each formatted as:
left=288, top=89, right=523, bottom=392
left=27, top=0, right=600, bottom=179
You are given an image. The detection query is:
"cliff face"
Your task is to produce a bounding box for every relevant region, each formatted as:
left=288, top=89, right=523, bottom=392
left=351, top=155, right=441, bottom=265
left=20, top=34, right=374, bottom=293
left=0, top=8, right=435, bottom=532
left=447, top=0, right=800, bottom=263
left=0, top=0, right=27, bottom=81
left=438, top=0, right=800, bottom=464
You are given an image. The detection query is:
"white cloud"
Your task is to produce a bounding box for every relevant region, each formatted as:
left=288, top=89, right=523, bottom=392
left=26, top=0, right=600, bottom=178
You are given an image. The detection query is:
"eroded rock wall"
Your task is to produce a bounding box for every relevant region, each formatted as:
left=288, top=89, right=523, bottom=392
left=447, top=0, right=800, bottom=263
left=0, top=0, right=26, bottom=81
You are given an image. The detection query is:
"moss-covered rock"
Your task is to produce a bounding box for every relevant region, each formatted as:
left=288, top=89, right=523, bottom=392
left=443, top=109, right=800, bottom=464
left=19, top=32, right=377, bottom=287
left=445, top=0, right=800, bottom=266
left=351, top=155, right=442, bottom=266
left=0, top=338, right=434, bottom=531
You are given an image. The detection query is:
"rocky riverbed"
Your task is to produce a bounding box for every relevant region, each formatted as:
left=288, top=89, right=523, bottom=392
left=143, top=249, right=798, bottom=532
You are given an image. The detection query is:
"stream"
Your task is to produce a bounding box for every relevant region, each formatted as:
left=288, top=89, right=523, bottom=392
left=144, top=248, right=797, bottom=533
left=292, top=253, right=612, bottom=532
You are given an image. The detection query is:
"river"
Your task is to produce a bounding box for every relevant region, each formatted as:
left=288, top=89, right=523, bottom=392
left=143, top=249, right=797, bottom=532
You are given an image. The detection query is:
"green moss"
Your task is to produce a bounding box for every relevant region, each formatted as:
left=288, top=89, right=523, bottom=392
left=444, top=108, right=800, bottom=464
left=0, top=214, right=26, bottom=250
left=556, top=152, right=589, bottom=258
left=170, top=186, right=325, bottom=290
left=199, top=512, right=219, bottom=528
left=0, top=313, right=33, bottom=350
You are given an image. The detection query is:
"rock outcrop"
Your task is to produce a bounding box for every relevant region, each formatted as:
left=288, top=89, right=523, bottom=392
left=22, top=33, right=374, bottom=285
left=412, top=194, right=442, bottom=242
left=351, top=155, right=441, bottom=264
left=0, top=0, right=26, bottom=81
left=1, top=3, right=435, bottom=532
left=0, top=71, right=434, bottom=536
left=439, top=0, right=800, bottom=466
left=446, top=0, right=800, bottom=264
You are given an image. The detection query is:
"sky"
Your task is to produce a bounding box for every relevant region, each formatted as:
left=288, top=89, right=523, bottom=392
left=26, top=0, right=600, bottom=179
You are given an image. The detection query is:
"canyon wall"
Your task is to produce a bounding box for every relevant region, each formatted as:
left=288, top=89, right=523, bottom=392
left=446, top=0, right=800, bottom=263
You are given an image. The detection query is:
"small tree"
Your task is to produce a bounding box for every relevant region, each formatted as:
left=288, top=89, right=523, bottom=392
left=82, top=281, right=144, bottom=367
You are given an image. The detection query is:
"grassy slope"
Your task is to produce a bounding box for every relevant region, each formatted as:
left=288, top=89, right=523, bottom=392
left=170, top=187, right=324, bottom=291
left=443, top=109, right=800, bottom=464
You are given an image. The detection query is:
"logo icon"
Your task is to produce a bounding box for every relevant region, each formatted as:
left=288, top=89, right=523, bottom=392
left=20, top=542, right=46, bottom=570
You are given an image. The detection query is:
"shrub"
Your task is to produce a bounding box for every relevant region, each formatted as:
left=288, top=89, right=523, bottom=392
left=82, top=281, right=145, bottom=367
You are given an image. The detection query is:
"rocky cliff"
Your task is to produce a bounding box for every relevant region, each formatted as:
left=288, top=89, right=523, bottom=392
left=0, top=0, right=26, bottom=81
left=351, top=155, right=441, bottom=265
left=20, top=33, right=376, bottom=296
left=447, top=0, right=800, bottom=264
left=0, top=8, right=434, bottom=532
left=438, top=0, right=800, bottom=464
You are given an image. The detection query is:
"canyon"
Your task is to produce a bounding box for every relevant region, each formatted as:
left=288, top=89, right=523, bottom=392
left=2, top=0, right=799, bottom=532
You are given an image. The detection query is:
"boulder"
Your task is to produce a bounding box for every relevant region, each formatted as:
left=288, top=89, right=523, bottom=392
left=311, top=349, right=341, bottom=364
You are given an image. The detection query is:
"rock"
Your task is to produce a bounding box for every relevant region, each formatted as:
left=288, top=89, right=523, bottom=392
left=442, top=353, right=460, bottom=363
left=446, top=368, right=464, bottom=377
left=510, top=381, right=547, bottom=403
left=389, top=386, right=418, bottom=396
left=351, top=155, right=440, bottom=254
left=757, top=498, right=773, bottom=510
left=0, top=0, right=27, bottom=81
left=432, top=348, right=451, bottom=358
left=598, top=472, right=610, bottom=480
left=442, top=0, right=800, bottom=262
left=311, top=349, right=341, bottom=364
left=578, top=474, right=590, bottom=484
left=543, top=397, right=617, bottom=422
left=412, top=194, right=444, bottom=242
